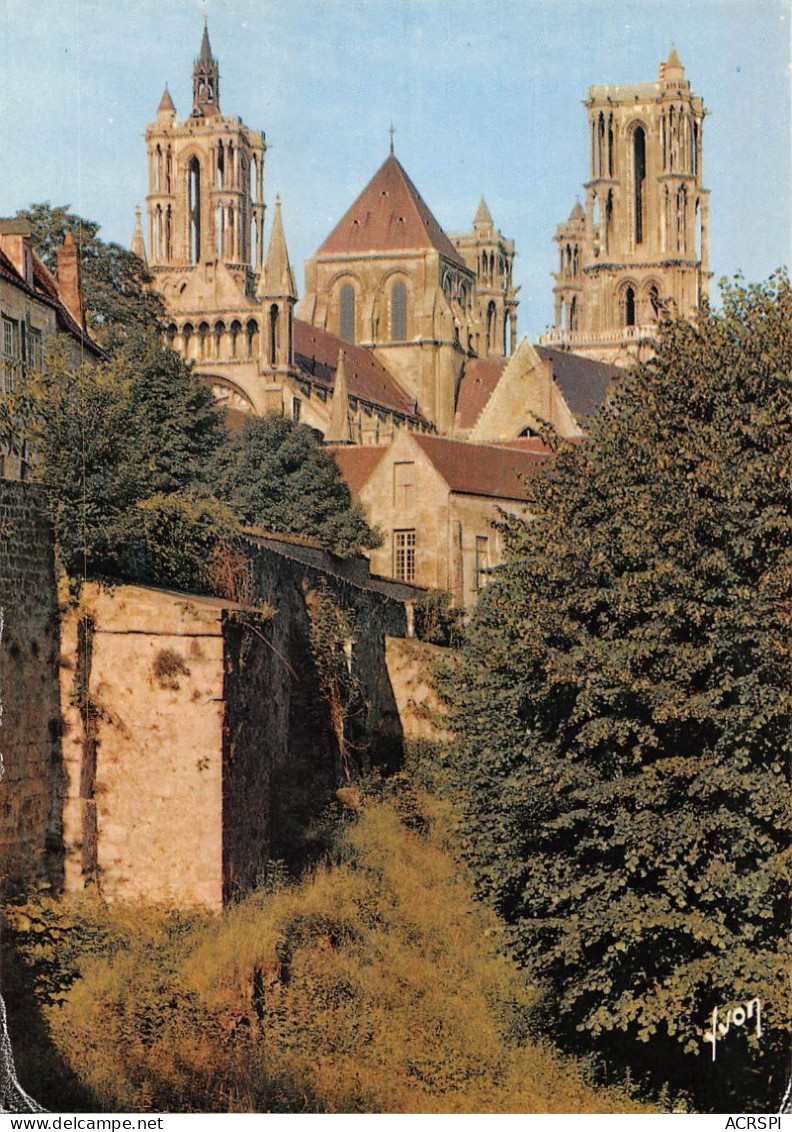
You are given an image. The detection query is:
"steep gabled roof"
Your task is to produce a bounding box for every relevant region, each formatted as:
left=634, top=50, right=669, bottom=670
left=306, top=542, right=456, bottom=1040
left=454, top=356, right=507, bottom=430
left=328, top=444, right=389, bottom=495
left=316, top=154, right=468, bottom=269
left=293, top=319, right=427, bottom=423
left=410, top=434, right=549, bottom=501
left=536, top=347, right=621, bottom=418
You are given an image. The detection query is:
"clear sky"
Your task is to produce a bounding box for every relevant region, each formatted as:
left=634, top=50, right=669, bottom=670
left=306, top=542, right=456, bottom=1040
left=0, top=0, right=789, bottom=340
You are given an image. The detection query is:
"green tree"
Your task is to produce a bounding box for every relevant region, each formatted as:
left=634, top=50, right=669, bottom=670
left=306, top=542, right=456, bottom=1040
left=16, top=203, right=164, bottom=351
left=211, top=413, right=381, bottom=557
left=445, top=273, right=792, bottom=1111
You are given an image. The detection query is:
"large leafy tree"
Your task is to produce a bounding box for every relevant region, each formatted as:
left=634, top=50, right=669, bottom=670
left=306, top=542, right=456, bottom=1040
left=446, top=274, right=792, bottom=1111
left=210, top=413, right=381, bottom=557
left=15, top=205, right=378, bottom=580
left=16, top=203, right=164, bottom=351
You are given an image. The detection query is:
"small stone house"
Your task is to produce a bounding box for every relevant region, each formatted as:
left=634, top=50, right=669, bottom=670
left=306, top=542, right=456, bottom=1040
left=333, top=431, right=550, bottom=610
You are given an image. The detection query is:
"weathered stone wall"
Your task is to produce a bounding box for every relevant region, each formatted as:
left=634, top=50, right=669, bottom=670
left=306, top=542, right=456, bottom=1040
left=58, top=540, right=422, bottom=907
left=384, top=636, right=456, bottom=743
left=0, top=482, right=61, bottom=885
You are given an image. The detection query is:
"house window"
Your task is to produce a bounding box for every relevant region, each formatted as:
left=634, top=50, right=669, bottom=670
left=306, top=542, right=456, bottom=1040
left=393, top=529, right=416, bottom=583
left=475, top=535, right=490, bottom=591
left=28, top=328, right=43, bottom=372
left=1, top=317, right=19, bottom=393
left=393, top=460, right=415, bottom=506
left=2, top=317, right=19, bottom=359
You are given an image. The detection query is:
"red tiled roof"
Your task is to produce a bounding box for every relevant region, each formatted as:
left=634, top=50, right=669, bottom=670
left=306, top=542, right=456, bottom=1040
left=316, top=154, right=468, bottom=270
left=536, top=347, right=621, bottom=418
left=411, top=434, right=549, bottom=500
left=454, top=356, right=507, bottom=430
left=0, top=242, right=103, bottom=357
left=327, top=444, right=388, bottom=495
left=294, top=319, right=427, bottom=423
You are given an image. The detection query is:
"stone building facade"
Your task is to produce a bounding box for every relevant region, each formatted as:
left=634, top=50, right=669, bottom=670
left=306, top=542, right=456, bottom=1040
left=539, top=48, right=710, bottom=365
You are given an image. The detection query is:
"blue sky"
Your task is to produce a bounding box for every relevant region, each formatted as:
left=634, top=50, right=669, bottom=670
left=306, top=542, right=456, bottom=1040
left=0, top=0, right=789, bottom=339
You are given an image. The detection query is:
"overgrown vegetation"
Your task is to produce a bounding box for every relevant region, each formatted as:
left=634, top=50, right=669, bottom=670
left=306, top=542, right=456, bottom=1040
left=4, top=751, right=650, bottom=1114
left=443, top=274, right=792, bottom=1111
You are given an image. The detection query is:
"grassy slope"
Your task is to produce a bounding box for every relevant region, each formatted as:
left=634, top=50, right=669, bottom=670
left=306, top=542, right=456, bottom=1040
left=8, top=771, right=652, bottom=1113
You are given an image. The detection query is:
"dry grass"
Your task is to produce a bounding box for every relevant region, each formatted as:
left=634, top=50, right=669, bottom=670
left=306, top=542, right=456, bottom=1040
left=28, top=789, right=652, bottom=1114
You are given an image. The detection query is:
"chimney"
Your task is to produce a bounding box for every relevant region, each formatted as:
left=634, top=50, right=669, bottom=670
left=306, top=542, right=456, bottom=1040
left=56, top=232, right=85, bottom=329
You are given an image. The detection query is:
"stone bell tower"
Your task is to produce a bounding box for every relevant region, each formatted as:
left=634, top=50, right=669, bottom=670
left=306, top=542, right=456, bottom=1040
left=540, top=48, right=710, bottom=366
left=144, top=22, right=266, bottom=287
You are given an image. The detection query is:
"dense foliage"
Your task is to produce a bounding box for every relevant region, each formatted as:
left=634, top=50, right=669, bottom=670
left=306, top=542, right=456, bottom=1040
left=9, top=205, right=378, bottom=582
left=211, top=413, right=381, bottom=556
left=17, top=203, right=164, bottom=352
left=445, top=274, right=792, bottom=1111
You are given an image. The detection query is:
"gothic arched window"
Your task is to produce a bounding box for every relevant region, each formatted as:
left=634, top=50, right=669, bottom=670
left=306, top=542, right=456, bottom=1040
left=624, top=286, right=636, bottom=327
left=188, top=156, right=201, bottom=263
left=390, top=280, right=407, bottom=341
left=340, top=283, right=356, bottom=344
left=269, top=304, right=279, bottom=365
left=633, top=127, right=646, bottom=245
left=487, top=301, right=497, bottom=351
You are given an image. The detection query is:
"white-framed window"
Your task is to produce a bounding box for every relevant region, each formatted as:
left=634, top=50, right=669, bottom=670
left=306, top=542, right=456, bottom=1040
left=28, top=328, right=43, bottom=372
left=2, top=316, right=19, bottom=359
left=393, top=529, right=416, bottom=583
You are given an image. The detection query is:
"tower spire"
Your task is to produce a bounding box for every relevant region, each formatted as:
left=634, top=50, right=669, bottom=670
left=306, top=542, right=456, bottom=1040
left=325, top=349, right=353, bottom=444
left=258, top=195, right=297, bottom=300
left=131, top=205, right=148, bottom=268
left=192, top=20, right=220, bottom=115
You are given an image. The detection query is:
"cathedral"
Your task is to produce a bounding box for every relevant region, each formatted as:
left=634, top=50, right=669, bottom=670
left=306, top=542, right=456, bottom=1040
left=135, top=27, right=710, bottom=604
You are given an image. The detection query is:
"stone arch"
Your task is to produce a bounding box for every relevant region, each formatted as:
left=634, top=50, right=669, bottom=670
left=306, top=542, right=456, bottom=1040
left=214, top=319, right=226, bottom=360
left=618, top=280, right=638, bottom=327
left=198, top=321, right=210, bottom=361
left=642, top=279, right=663, bottom=322
left=182, top=321, right=195, bottom=361
left=229, top=319, right=242, bottom=359
left=246, top=318, right=259, bottom=357
left=207, top=375, right=256, bottom=415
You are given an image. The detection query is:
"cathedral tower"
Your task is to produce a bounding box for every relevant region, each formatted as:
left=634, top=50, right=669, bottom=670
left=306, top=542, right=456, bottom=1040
left=145, top=23, right=266, bottom=284
left=450, top=198, right=519, bottom=358
left=540, top=48, right=710, bottom=366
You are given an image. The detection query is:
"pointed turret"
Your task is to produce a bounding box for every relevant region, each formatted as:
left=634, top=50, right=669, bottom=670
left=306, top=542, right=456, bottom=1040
left=325, top=349, right=353, bottom=444
left=192, top=20, right=220, bottom=115
left=258, top=196, right=296, bottom=300
left=660, top=44, right=686, bottom=84
left=474, top=197, right=493, bottom=228
left=157, top=85, right=175, bottom=118
left=131, top=205, right=148, bottom=267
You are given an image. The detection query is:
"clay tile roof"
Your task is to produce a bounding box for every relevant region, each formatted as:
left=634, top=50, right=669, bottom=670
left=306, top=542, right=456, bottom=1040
left=411, top=434, right=549, bottom=501
left=537, top=347, right=621, bottom=418
left=454, top=356, right=506, bottom=430
left=327, top=444, right=389, bottom=495
left=316, top=154, right=468, bottom=269
left=294, top=318, right=427, bottom=423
